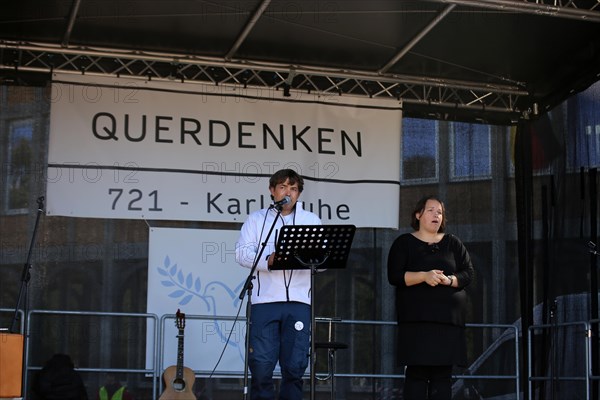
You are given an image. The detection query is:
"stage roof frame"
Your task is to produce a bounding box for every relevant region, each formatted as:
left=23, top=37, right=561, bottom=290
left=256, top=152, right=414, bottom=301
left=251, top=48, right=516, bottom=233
left=1, top=0, right=600, bottom=124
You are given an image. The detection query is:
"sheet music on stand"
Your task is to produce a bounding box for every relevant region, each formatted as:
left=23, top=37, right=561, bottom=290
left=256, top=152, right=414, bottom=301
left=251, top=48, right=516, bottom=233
left=271, top=225, right=356, bottom=270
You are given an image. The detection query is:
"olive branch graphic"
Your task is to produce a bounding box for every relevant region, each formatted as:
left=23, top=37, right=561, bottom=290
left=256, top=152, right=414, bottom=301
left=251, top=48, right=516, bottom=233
left=157, top=255, right=210, bottom=308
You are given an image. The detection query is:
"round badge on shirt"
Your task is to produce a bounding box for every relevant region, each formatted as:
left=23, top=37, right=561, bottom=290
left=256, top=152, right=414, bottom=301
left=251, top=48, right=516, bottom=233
left=294, top=321, right=304, bottom=331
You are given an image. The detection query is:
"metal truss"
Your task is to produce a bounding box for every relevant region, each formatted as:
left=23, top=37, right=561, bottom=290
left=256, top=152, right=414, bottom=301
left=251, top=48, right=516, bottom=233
left=1, top=0, right=599, bottom=123
left=0, top=41, right=527, bottom=121
left=436, top=0, right=600, bottom=22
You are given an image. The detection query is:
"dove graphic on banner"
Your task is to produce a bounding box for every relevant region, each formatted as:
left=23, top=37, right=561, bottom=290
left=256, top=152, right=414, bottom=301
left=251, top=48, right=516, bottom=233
left=147, top=228, right=248, bottom=373
left=203, top=280, right=246, bottom=362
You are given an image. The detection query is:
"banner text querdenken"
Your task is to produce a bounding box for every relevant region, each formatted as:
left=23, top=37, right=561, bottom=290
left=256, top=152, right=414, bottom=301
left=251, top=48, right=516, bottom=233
left=92, top=112, right=362, bottom=157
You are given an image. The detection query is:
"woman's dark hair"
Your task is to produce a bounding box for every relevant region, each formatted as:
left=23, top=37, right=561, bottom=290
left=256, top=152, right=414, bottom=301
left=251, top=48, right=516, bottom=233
left=410, top=195, right=446, bottom=232
left=269, top=169, right=304, bottom=193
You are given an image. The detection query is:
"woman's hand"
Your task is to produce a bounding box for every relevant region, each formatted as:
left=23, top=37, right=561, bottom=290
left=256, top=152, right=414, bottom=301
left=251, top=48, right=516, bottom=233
left=405, top=270, right=449, bottom=286
left=425, top=269, right=447, bottom=286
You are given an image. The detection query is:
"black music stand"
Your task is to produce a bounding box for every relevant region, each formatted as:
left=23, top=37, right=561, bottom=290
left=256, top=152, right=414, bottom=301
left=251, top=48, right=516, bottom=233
left=271, top=224, right=356, bottom=400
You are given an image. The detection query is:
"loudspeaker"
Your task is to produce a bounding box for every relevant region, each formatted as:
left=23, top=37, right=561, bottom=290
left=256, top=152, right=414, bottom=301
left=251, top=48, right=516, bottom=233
left=0, top=333, right=23, bottom=398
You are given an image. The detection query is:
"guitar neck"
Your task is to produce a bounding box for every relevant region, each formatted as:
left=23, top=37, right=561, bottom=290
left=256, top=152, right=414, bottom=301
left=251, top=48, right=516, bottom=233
left=176, top=328, right=185, bottom=379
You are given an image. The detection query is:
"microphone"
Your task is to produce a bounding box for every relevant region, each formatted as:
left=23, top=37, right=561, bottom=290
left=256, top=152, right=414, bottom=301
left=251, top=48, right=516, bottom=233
left=272, top=196, right=291, bottom=210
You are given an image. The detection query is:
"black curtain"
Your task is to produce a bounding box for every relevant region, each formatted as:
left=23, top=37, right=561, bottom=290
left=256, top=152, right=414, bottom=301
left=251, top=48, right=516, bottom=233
left=515, top=120, right=534, bottom=400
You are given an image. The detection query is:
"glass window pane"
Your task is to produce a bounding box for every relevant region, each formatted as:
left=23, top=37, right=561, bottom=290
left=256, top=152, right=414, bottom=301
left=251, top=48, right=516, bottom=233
left=402, top=118, right=437, bottom=180
left=8, top=119, right=33, bottom=210
left=452, top=122, right=491, bottom=178
left=567, top=81, right=600, bottom=169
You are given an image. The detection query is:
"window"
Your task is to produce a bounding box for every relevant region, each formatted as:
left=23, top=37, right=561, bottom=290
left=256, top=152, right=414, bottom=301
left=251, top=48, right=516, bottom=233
left=7, top=119, right=34, bottom=212
left=567, top=80, right=600, bottom=169
left=451, top=122, right=491, bottom=179
left=401, top=118, right=438, bottom=181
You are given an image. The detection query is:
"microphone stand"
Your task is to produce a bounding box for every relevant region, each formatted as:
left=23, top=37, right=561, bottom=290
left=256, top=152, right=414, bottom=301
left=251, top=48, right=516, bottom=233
left=238, top=205, right=282, bottom=400
left=6, top=196, right=44, bottom=400
left=589, top=241, right=599, bottom=400
left=549, top=299, right=558, bottom=400
left=9, top=196, right=44, bottom=334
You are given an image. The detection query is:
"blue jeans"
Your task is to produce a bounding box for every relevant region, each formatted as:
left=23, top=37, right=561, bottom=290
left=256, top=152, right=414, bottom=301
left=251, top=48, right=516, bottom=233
left=249, top=302, right=311, bottom=400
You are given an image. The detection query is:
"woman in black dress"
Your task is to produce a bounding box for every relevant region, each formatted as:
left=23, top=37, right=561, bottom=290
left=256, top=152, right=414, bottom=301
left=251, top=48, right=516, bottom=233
left=387, top=195, right=474, bottom=400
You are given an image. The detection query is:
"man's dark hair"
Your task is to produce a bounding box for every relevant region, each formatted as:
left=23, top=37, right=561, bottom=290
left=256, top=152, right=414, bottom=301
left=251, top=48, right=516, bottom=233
left=269, top=169, right=304, bottom=193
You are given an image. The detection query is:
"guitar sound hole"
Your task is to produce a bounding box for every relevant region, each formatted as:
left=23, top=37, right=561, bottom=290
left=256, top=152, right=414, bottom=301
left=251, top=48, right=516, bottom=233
left=172, top=378, right=186, bottom=391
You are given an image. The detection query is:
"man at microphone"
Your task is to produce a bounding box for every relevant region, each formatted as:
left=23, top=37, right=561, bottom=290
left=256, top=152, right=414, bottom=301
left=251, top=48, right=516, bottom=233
left=236, top=168, right=322, bottom=400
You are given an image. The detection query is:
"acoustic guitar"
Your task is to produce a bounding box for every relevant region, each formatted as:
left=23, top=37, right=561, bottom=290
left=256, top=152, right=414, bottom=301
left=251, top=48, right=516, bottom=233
left=159, top=309, right=196, bottom=400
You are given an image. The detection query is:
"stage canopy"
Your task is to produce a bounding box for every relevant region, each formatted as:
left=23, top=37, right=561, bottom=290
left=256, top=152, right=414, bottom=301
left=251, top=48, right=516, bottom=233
left=1, top=0, right=600, bottom=124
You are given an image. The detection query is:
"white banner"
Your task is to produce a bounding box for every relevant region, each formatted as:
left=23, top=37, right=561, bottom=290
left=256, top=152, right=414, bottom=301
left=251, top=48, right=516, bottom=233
left=147, top=227, right=247, bottom=373
left=47, top=73, right=401, bottom=228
